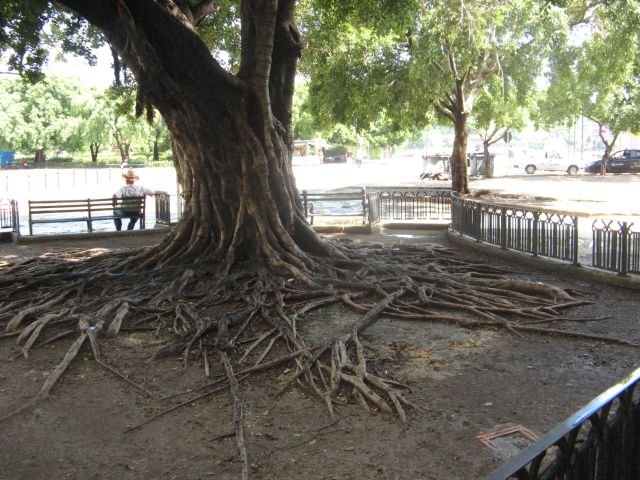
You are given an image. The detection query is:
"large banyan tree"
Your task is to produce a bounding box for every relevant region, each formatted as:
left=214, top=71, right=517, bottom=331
left=0, top=1, right=627, bottom=476
left=63, top=0, right=336, bottom=271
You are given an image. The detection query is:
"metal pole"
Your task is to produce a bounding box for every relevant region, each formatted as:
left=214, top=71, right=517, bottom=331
left=500, top=208, right=507, bottom=249
left=619, top=222, right=629, bottom=276
left=581, top=115, right=584, bottom=164
left=532, top=212, right=539, bottom=257
left=572, top=216, right=579, bottom=266
left=475, top=203, right=482, bottom=242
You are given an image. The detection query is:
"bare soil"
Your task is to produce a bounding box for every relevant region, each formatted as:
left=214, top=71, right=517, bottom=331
left=1, top=229, right=639, bottom=480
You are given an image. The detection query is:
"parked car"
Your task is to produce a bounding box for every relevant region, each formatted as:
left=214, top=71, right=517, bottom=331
left=322, top=145, right=348, bottom=163
left=522, top=151, right=580, bottom=175
left=584, top=149, right=640, bottom=174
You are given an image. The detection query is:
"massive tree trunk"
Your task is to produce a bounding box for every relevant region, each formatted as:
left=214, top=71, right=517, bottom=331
left=61, top=0, right=337, bottom=276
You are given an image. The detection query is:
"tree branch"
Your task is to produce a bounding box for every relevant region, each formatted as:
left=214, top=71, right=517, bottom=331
left=190, top=0, right=221, bottom=26
left=435, top=99, right=455, bottom=122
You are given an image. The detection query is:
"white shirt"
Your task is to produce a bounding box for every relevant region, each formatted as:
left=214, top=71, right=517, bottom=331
left=115, top=184, right=154, bottom=198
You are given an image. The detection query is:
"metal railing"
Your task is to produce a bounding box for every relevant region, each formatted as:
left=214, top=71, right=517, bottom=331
left=451, top=194, right=579, bottom=264
left=375, top=189, right=451, bottom=222
left=297, top=188, right=451, bottom=227
left=300, top=188, right=368, bottom=225
left=367, top=191, right=381, bottom=226
left=485, top=366, right=640, bottom=480
left=155, top=194, right=172, bottom=225
left=0, top=198, right=19, bottom=234
left=592, top=220, right=640, bottom=276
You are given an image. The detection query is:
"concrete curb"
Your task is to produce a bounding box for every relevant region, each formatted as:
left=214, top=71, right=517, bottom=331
left=446, top=228, right=640, bottom=291
left=312, top=224, right=372, bottom=234
left=382, top=222, right=449, bottom=231
left=12, top=225, right=172, bottom=245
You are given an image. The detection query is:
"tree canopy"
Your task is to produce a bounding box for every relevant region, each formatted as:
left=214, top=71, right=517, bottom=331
left=0, top=76, right=170, bottom=162
left=301, top=0, right=562, bottom=192
left=536, top=0, right=640, bottom=171
left=0, top=76, right=87, bottom=156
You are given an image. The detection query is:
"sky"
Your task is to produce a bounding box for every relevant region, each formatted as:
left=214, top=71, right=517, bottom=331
left=45, top=45, right=113, bottom=90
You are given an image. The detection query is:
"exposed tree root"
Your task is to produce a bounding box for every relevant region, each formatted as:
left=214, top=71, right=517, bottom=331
left=0, top=239, right=636, bottom=470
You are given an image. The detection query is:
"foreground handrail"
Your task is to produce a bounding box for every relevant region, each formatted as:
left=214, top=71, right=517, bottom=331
left=155, top=193, right=172, bottom=225
left=485, top=366, right=640, bottom=479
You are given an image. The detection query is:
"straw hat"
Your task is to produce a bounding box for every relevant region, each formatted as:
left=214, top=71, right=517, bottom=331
left=122, top=169, right=139, bottom=180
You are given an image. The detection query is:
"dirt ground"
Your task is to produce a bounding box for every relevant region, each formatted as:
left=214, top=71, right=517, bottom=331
left=1, top=228, right=639, bottom=480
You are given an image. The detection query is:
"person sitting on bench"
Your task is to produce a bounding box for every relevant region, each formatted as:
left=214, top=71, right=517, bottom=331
left=112, top=169, right=167, bottom=231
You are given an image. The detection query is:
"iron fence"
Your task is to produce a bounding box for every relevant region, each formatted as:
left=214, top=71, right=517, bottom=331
left=367, top=191, right=381, bottom=226
left=451, top=194, right=578, bottom=264
left=155, top=194, right=172, bottom=225
left=300, top=189, right=368, bottom=225
left=0, top=198, right=19, bottom=234
left=374, top=189, right=451, bottom=221
left=297, top=188, right=450, bottom=227
left=592, top=220, right=640, bottom=276
left=485, top=366, right=640, bottom=480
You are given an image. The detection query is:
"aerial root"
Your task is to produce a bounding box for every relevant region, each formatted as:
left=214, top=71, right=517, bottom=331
left=125, top=380, right=233, bottom=434
left=41, top=332, right=88, bottom=397
left=6, top=289, right=75, bottom=332
left=511, top=324, right=640, bottom=347
left=0, top=239, right=638, bottom=434
left=95, top=358, right=155, bottom=397
left=16, top=309, right=70, bottom=359
left=222, top=352, right=249, bottom=480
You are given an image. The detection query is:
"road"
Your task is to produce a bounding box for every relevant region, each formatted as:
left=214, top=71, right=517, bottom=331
left=469, top=173, right=640, bottom=217
left=2, top=161, right=639, bottom=218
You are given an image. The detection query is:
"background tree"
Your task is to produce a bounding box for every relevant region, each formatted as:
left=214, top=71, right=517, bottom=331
left=536, top=0, right=640, bottom=174
left=291, top=81, right=320, bottom=140
left=0, top=76, right=86, bottom=161
left=302, top=0, right=557, bottom=192
left=136, top=111, right=170, bottom=162
left=302, top=22, right=414, bottom=158
left=471, top=80, right=529, bottom=178
left=81, top=93, right=112, bottom=162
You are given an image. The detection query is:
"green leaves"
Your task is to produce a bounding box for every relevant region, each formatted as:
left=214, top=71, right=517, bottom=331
left=301, top=0, right=551, bottom=140
left=0, top=76, right=167, bottom=159
left=0, top=76, right=88, bottom=153
left=0, top=1, right=107, bottom=82
left=538, top=0, right=640, bottom=138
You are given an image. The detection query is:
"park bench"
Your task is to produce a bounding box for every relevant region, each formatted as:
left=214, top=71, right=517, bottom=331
left=28, top=196, right=145, bottom=235
left=300, top=188, right=368, bottom=225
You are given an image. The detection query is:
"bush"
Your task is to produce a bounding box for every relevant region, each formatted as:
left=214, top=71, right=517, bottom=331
left=47, top=156, right=74, bottom=163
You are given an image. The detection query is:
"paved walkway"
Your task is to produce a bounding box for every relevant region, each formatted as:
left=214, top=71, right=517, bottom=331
left=468, top=174, right=640, bottom=217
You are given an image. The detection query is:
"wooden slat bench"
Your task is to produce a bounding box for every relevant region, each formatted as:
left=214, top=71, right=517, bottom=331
left=28, top=197, right=146, bottom=235
left=300, top=188, right=368, bottom=225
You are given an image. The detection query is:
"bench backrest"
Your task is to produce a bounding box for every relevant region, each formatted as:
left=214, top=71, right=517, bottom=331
left=27, top=197, right=147, bottom=235
left=114, top=196, right=145, bottom=213
left=28, top=197, right=146, bottom=214
left=300, top=189, right=367, bottom=225
left=29, top=198, right=92, bottom=215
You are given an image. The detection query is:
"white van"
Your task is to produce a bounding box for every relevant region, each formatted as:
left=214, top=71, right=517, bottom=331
left=520, top=151, right=580, bottom=175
